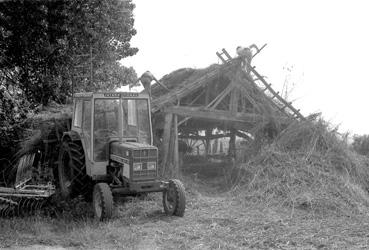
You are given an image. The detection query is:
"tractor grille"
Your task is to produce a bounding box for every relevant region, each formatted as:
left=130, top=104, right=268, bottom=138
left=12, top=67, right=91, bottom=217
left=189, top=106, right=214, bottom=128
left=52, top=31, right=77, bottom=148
left=132, top=169, right=157, bottom=179
left=132, top=148, right=158, bottom=180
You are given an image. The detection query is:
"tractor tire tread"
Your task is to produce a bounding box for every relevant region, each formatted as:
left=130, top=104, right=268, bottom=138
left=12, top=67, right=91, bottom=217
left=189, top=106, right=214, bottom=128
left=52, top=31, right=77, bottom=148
left=94, top=183, right=113, bottom=220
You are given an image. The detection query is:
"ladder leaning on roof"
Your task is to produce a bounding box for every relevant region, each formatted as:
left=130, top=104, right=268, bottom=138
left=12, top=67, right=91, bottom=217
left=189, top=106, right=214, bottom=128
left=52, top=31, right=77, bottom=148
left=216, top=46, right=305, bottom=121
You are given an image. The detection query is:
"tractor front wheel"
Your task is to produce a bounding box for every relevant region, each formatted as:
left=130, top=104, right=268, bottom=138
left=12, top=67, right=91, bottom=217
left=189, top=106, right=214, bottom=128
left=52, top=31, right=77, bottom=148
left=163, top=179, right=186, bottom=217
left=93, top=183, right=113, bottom=221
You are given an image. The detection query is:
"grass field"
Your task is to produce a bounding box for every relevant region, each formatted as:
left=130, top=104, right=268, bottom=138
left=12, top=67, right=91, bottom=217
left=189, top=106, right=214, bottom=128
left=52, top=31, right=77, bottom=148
left=1, top=174, right=369, bottom=250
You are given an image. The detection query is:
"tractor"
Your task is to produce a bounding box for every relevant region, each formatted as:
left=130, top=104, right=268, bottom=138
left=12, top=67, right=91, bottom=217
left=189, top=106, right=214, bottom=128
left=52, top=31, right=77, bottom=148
left=56, top=92, right=186, bottom=220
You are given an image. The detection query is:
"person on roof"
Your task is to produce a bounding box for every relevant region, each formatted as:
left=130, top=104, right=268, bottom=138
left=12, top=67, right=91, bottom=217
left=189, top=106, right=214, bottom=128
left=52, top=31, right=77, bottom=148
left=236, top=44, right=259, bottom=73
left=139, top=71, right=169, bottom=97
left=140, top=71, right=155, bottom=96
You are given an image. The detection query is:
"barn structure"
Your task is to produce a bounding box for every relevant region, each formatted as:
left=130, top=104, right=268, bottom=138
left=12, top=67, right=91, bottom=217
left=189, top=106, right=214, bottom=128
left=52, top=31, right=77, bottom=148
left=148, top=47, right=305, bottom=176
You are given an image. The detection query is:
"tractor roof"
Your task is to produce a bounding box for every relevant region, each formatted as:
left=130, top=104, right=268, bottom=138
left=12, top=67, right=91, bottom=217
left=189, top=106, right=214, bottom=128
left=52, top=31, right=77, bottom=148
left=74, top=92, right=150, bottom=99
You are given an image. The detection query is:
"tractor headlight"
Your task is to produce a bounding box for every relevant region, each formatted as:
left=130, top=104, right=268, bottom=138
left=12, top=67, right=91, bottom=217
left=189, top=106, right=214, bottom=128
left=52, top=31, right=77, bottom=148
left=133, top=163, right=142, bottom=171
left=147, top=162, right=156, bottom=170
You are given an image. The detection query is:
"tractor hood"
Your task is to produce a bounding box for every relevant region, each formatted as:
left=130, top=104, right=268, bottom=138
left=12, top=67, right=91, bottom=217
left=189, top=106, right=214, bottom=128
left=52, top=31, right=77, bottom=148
left=110, top=141, right=158, bottom=160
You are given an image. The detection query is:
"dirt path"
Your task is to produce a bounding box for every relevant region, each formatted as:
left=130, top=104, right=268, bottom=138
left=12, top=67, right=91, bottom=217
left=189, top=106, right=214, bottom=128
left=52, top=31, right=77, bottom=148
left=1, top=181, right=369, bottom=249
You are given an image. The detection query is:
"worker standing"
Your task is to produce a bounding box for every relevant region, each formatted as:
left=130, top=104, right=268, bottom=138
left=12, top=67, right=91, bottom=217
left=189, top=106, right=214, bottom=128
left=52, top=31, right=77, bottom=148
left=139, top=71, right=170, bottom=98
left=140, top=71, right=155, bottom=97
left=236, top=44, right=259, bottom=74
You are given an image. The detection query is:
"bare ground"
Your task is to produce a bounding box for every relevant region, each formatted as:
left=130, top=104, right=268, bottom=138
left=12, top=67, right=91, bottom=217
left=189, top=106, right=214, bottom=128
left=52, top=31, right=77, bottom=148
left=1, top=177, right=369, bottom=250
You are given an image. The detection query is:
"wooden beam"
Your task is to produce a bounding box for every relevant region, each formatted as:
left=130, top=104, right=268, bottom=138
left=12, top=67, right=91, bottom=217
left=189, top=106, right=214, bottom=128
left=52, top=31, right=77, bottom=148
left=165, top=106, right=288, bottom=124
left=178, top=82, right=235, bottom=126
left=208, top=82, right=235, bottom=109
left=179, top=133, right=231, bottom=140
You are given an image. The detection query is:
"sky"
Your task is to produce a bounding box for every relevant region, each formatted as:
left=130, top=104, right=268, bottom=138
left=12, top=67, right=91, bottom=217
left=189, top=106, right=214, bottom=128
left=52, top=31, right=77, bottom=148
left=121, top=0, right=369, bottom=135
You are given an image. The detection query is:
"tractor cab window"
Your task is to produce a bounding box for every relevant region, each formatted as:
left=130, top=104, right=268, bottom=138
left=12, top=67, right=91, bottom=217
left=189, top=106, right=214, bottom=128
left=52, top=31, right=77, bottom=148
left=73, top=100, right=83, bottom=127
left=94, top=99, right=119, bottom=161
left=122, top=99, right=151, bottom=145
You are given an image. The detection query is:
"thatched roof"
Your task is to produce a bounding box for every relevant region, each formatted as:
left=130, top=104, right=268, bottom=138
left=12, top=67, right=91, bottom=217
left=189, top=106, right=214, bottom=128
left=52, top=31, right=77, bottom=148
left=150, top=57, right=301, bottom=135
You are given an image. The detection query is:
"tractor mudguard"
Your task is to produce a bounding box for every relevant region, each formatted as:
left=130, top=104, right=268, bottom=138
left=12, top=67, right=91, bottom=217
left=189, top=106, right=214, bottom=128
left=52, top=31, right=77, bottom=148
left=61, top=130, right=81, bottom=142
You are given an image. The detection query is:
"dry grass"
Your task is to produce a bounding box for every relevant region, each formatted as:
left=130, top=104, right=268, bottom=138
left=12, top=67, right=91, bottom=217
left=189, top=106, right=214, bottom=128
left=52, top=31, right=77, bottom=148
left=2, top=177, right=369, bottom=249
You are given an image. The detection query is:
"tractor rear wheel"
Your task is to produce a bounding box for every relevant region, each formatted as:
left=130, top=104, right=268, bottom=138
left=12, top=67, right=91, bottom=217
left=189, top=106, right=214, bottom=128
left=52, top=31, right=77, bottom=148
left=93, top=183, right=113, bottom=221
left=57, top=140, right=91, bottom=199
left=163, top=179, right=186, bottom=217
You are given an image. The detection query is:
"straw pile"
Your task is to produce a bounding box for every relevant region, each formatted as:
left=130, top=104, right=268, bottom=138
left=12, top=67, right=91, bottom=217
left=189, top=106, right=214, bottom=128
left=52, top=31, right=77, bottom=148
left=231, top=115, right=369, bottom=216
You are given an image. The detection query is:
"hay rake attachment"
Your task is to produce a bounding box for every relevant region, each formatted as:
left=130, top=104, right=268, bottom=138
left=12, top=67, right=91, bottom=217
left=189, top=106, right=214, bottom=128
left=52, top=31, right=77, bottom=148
left=0, top=151, right=56, bottom=217
left=0, top=182, right=55, bottom=217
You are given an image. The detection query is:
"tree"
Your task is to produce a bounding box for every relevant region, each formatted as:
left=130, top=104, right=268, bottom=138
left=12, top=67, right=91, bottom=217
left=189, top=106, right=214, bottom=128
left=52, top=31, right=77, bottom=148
left=0, top=0, right=138, bottom=105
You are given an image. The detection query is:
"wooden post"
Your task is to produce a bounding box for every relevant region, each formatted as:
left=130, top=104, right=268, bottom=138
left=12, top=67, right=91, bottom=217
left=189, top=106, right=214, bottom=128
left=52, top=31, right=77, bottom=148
left=205, top=128, right=212, bottom=156
left=173, top=114, right=179, bottom=177
left=228, top=128, right=236, bottom=159
left=161, top=113, right=173, bottom=176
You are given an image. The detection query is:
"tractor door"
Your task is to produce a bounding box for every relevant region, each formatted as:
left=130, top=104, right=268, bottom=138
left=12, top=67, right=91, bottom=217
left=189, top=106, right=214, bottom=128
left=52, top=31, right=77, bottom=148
left=82, top=99, right=92, bottom=160
left=93, top=99, right=120, bottom=161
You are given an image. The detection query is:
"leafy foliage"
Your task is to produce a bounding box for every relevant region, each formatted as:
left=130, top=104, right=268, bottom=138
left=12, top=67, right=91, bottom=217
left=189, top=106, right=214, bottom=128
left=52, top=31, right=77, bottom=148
left=0, top=85, right=29, bottom=159
left=0, top=0, right=138, bottom=164
left=0, top=0, right=138, bottom=105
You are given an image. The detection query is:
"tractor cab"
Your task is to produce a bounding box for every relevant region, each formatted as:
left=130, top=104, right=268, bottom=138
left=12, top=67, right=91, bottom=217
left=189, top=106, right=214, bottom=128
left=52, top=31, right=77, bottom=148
left=71, top=92, right=153, bottom=176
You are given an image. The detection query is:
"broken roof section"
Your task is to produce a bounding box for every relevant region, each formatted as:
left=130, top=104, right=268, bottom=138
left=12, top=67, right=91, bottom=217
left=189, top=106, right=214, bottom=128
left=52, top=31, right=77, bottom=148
left=150, top=48, right=304, bottom=130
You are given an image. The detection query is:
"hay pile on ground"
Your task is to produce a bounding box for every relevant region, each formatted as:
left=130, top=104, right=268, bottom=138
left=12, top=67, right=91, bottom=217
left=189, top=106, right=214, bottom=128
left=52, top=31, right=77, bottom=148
left=232, top=116, right=369, bottom=216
